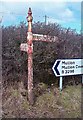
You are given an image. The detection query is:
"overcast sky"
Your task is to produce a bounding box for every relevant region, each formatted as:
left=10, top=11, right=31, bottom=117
left=0, top=0, right=82, bottom=33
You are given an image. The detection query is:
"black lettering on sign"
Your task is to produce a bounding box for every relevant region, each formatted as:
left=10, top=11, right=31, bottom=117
left=65, top=70, right=67, bottom=74
left=64, top=70, right=74, bottom=74
left=62, top=70, right=64, bottom=74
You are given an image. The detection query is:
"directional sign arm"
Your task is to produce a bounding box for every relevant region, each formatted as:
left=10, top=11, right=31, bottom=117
left=20, top=43, right=28, bottom=52
left=33, top=34, right=58, bottom=42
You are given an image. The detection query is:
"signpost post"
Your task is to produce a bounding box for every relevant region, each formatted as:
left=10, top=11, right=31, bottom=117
left=52, top=59, right=83, bottom=90
left=60, top=77, right=63, bottom=91
left=20, top=8, right=58, bottom=104
left=82, top=75, right=83, bottom=85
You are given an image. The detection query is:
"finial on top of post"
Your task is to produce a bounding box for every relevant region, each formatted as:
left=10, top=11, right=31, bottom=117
left=28, top=8, right=32, bottom=15
left=27, top=7, right=33, bottom=22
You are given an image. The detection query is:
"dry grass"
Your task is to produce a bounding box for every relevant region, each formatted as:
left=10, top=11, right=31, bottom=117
left=2, top=83, right=81, bottom=118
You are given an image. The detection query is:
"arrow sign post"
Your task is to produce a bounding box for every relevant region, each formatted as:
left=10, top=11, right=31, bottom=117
left=52, top=59, right=83, bottom=90
left=20, top=8, right=58, bottom=104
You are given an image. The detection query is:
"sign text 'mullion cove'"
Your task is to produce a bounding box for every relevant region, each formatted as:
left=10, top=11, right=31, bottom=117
left=52, top=59, right=83, bottom=77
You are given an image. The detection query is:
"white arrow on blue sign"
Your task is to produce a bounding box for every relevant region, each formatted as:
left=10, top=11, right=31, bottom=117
left=52, top=59, right=83, bottom=77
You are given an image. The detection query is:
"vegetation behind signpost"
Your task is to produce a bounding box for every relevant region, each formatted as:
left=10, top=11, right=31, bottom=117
left=2, top=20, right=82, bottom=118
left=2, top=21, right=81, bottom=87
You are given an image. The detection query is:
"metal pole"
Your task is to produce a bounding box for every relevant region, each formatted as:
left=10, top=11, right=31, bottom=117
left=45, top=15, right=47, bottom=25
left=59, top=77, right=63, bottom=91
left=82, top=75, right=83, bottom=85
left=27, top=8, right=34, bottom=105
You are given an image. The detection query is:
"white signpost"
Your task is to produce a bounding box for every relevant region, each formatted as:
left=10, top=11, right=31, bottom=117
left=20, top=43, right=28, bottom=52
left=52, top=59, right=83, bottom=90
